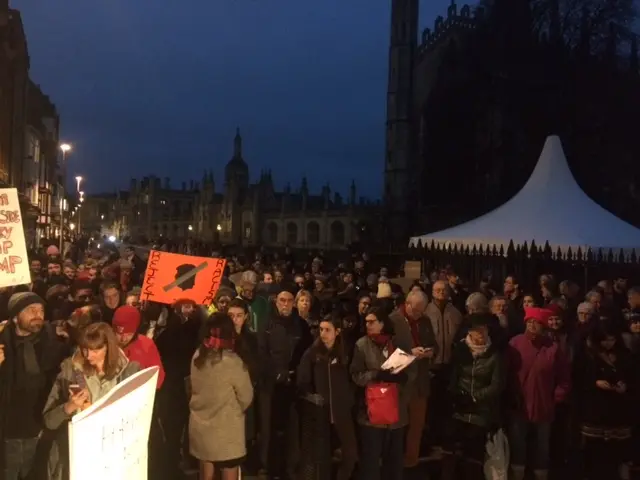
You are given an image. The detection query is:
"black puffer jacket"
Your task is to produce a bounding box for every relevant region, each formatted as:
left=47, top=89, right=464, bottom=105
left=449, top=338, right=505, bottom=428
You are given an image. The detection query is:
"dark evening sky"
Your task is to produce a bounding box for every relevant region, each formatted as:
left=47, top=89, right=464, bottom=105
left=15, top=0, right=449, bottom=198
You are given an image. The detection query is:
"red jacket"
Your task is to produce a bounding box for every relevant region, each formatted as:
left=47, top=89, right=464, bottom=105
left=123, top=335, right=166, bottom=389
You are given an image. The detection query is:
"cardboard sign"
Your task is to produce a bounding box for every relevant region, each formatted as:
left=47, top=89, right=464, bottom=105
left=69, top=366, right=159, bottom=480
left=404, top=260, right=422, bottom=280
left=140, top=250, right=226, bottom=305
left=0, top=188, right=29, bottom=287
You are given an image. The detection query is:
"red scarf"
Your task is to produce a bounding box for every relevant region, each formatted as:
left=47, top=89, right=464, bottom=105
left=368, top=333, right=395, bottom=354
left=400, top=304, right=421, bottom=347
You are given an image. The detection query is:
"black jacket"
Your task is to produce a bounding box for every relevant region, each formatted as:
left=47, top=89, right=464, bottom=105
left=259, top=309, right=312, bottom=390
left=297, top=341, right=354, bottom=424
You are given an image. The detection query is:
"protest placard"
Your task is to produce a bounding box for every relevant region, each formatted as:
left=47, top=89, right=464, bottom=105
left=68, top=366, right=159, bottom=480
left=140, top=250, right=226, bottom=305
left=0, top=188, right=29, bottom=288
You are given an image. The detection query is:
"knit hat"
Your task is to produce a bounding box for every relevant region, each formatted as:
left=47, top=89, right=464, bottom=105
left=112, top=305, right=141, bottom=335
left=8, top=292, right=45, bottom=319
left=524, top=307, right=553, bottom=327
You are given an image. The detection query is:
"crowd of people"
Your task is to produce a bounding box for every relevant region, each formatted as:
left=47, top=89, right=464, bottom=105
left=0, top=238, right=639, bottom=480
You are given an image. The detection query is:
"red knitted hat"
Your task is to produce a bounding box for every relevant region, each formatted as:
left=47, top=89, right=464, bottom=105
left=524, top=307, right=553, bottom=327
left=112, top=305, right=141, bottom=335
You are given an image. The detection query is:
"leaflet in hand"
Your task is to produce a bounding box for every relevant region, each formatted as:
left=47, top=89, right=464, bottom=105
left=381, top=348, right=416, bottom=374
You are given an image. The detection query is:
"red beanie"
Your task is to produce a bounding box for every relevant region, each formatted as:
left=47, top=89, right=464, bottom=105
left=524, top=307, right=553, bottom=327
left=112, top=305, right=141, bottom=335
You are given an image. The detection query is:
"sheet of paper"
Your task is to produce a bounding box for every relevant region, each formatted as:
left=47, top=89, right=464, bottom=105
left=381, top=348, right=416, bottom=374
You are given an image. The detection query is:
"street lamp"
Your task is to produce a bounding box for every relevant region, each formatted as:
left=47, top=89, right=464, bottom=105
left=78, top=191, right=84, bottom=234
left=69, top=223, right=75, bottom=231
left=59, top=143, right=72, bottom=250
left=216, top=224, right=222, bottom=231
left=188, top=225, right=193, bottom=231
left=75, top=176, right=83, bottom=193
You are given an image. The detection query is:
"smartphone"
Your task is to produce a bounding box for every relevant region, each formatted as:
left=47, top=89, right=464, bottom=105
left=69, top=384, right=83, bottom=395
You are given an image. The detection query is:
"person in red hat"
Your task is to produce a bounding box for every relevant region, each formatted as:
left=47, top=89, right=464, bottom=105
left=112, top=305, right=165, bottom=389
left=506, top=306, right=571, bottom=480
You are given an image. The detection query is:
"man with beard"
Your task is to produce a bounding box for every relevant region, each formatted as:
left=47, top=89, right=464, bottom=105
left=258, top=285, right=313, bottom=478
left=0, top=292, right=64, bottom=479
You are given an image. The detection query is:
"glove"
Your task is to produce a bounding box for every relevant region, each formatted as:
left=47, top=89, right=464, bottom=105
left=376, top=369, right=408, bottom=384
left=303, top=393, right=325, bottom=406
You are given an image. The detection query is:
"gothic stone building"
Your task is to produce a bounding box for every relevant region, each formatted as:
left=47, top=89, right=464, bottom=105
left=195, top=129, right=374, bottom=250
left=89, top=130, right=375, bottom=250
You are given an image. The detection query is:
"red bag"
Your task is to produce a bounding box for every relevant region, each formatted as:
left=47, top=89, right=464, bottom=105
left=366, top=382, right=399, bottom=425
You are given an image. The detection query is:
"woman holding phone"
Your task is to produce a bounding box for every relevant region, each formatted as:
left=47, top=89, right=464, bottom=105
left=42, top=322, right=141, bottom=480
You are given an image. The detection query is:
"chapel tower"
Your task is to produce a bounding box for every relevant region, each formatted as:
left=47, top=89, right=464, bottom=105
left=383, top=0, right=418, bottom=246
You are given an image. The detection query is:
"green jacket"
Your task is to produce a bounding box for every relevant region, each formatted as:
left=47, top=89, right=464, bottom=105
left=449, top=339, right=505, bottom=428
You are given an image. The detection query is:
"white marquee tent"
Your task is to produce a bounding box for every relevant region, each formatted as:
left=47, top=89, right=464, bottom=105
left=409, top=135, right=640, bottom=253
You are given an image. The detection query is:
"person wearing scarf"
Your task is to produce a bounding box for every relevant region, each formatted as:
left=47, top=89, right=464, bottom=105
left=188, top=313, right=253, bottom=480
left=389, top=290, right=437, bottom=468
left=350, top=307, right=412, bottom=480
left=0, top=292, right=65, bottom=480
left=441, top=313, right=504, bottom=480
left=506, top=307, right=571, bottom=480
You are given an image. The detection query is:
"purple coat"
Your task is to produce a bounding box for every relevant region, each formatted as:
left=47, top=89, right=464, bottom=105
left=507, top=333, right=571, bottom=423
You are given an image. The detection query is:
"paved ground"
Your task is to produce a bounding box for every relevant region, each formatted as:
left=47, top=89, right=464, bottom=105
left=183, top=460, right=438, bottom=479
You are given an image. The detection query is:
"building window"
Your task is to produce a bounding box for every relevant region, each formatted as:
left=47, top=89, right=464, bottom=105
left=286, top=222, right=298, bottom=245
left=267, top=222, right=278, bottom=243
left=330, top=221, right=345, bottom=245
left=306, top=221, right=320, bottom=245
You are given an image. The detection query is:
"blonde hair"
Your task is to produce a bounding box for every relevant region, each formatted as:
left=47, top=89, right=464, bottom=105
left=295, top=289, right=312, bottom=309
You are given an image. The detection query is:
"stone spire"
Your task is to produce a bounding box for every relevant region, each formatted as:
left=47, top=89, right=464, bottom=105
left=233, top=127, right=242, bottom=158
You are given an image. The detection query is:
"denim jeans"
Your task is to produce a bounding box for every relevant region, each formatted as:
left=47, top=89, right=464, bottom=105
left=358, top=425, right=404, bottom=480
left=507, top=416, right=551, bottom=470
left=4, top=437, right=40, bottom=480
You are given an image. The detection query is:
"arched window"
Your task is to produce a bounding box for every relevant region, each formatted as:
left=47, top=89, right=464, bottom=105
left=286, top=222, right=298, bottom=245
left=330, top=221, right=345, bottom=245
left=267, top=222, right=278, bottom=243
left=306, top=221, right=320, bottom=245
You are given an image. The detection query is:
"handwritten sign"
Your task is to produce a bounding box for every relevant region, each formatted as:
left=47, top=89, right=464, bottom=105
left=140, top=250, right=226, bottom=305
left=68, top=366, right=159, bottom=480
left=0, top=188, right=29, bottom=287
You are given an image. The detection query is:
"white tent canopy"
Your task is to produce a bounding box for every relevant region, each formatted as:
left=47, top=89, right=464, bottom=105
left=409, top=135, right=640, bottom=253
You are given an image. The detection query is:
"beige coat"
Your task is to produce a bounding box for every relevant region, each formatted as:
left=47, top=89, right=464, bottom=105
left=425, top=301, right=463, bottom=366
left=189, top=350, right=253, bottom=462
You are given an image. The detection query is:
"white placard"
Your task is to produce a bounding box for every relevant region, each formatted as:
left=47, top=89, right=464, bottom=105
left=381, top=348, right=416, bottom=374
left=68, top=366, right=159, bottom=480
left=0, top=188, right=30, bottom=287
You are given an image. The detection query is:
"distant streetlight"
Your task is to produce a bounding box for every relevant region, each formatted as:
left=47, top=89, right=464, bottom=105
left=59, top=144, right=72, bottom=251
left=216, top=224, right=222, bottom=231
left=188, top=225, right=193, bottom=231
left=79, top=191, right=85, bottom=203
left=101, top=214, right=104, bottom=220
left=69, top=223, right=75, bottom=231
left=75, top=176, right=83, bottom=193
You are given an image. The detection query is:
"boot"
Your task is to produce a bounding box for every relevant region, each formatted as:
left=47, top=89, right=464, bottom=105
left=533, top=469, right=548, bottom=480
left=510, top=465, right=526, bottom=480
left=440, top=453, right=456, bottom=480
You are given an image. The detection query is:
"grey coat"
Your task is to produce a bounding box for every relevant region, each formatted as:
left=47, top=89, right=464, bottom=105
left=350, top=336, right=416, bottom=429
